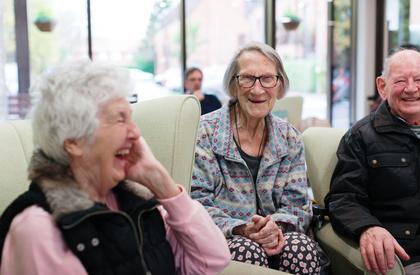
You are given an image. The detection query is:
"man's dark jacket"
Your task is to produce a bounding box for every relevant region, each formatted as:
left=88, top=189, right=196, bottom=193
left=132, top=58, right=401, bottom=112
left=325, top=102, right=420, bottom=265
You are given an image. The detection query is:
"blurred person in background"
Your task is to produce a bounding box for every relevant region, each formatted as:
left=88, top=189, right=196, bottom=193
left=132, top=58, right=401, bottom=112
left=184, top=67, right=222, bottom=115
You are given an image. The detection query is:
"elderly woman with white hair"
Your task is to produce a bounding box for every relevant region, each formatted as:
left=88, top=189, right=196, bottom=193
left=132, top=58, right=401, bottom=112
left=191, top=42, right=323, bottom=274
left=0, top=61, right=230, bottom=275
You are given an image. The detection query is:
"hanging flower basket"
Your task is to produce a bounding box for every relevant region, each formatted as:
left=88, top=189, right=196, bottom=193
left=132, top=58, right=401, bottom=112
left=34, top=20, right=55, bottom=32
left=281, top=16, right=300, bottom=31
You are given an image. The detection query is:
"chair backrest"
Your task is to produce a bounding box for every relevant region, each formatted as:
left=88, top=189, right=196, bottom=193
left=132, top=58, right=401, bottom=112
left=302, top=127, right=347, bottom=207
left=0, top=95, right=200, bottom=212
left=0, top=120, right=33, bottom=211
left=132, top=95, right=200, bottom=192
left=272, top=96, right=303, bottom=127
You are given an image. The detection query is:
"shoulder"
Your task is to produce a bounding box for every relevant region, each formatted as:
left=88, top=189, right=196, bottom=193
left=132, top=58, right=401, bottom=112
left=9, top=205, right=56, bottom=238
left=199, top=106, right=227, bottom=131
left=344, top=114, right=373, bottom=144
left=270, top=114, right=302, bottom=142
left=204, top=94, right=220, bottom=102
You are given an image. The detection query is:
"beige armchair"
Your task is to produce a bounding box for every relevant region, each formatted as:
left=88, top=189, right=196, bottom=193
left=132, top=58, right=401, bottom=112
left=272, top=96, right=303, bottom=127
left=302, top=127, right=405, bottom=275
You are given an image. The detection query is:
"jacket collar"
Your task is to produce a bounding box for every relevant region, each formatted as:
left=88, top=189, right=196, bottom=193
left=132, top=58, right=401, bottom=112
left=28, top=149, right=154, bottom=219
left=372, top=101, right=414, bottom=136
left=211, top=104, right=289, bottom=164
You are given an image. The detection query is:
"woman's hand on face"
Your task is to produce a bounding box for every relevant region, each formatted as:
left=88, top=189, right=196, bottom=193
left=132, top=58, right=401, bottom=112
left=125, top=137, right=180, bottom=199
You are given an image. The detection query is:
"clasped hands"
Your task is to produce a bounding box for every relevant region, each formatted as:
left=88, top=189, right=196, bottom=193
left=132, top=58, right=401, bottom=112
left=235, top=215, right=285, bottom=256
left=360, top=226, right=410, bottom=275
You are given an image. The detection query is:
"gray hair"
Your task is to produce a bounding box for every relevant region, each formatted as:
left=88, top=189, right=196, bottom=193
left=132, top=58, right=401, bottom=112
left=30, top=60, right=133, bottom=165
left=222, top=42, right=289, bottom=99
left=382, top=47, right=420, bottom=78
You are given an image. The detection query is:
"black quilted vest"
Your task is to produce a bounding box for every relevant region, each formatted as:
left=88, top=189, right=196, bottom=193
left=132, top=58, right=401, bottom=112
left=0, top=183, right=176, bottom=275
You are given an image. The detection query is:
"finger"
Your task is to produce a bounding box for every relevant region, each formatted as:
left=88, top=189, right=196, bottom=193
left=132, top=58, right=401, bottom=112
left=383, top=237, right=395, bottom=269
left=256, top=233, right=278, bottom=246
left=373, top=240, right=387, bottom=274
left=138, top=136, right=153, bottom=154
left=250, top=220, right=277, bottom=240
left=126, top=139, right=141, bottom=162
left=252, top=215, right=269, bottom=231
left=393, top=240, right=410, bottom=261
left=264, top=235, right=284, bottom=256
left=360, top=245, right=372, bottom=271
left=366, top=244, right=379, bottom=274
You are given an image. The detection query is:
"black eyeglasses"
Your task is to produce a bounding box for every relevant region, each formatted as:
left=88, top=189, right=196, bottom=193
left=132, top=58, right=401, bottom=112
left=235, top=74, right=280, bottom=88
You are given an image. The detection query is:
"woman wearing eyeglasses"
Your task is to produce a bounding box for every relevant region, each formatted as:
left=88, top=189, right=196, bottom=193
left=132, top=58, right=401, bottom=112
left=191, top=42, right=322, bottom=274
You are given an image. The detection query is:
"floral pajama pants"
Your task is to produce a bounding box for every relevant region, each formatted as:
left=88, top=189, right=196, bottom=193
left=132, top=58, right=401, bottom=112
left=227, top=232, right=321, bottom=275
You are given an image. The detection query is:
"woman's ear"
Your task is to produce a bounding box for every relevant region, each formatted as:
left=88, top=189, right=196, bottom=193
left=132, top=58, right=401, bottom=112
left=63, top=138, right=84, bottom=157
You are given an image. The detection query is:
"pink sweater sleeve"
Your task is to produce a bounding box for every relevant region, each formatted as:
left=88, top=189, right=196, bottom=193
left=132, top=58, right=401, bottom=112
left=0, top=206, right=87, bottom=275
left=0, top=189, right=230, bottom=275
left=157, top=185, right=231, bottom=275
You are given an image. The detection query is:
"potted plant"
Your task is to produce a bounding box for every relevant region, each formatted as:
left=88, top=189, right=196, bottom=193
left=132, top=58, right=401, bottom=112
left=281, top=12, right=300, bottom=31
left=34, top=10, right=55, bottom=32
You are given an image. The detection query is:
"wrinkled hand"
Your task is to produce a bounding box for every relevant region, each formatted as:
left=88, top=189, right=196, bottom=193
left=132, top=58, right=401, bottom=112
left=125, top=137, right=179, bottom=199
left=244, top=215, right=284, bottom=256
left=360, top=226, right=410, bottom=275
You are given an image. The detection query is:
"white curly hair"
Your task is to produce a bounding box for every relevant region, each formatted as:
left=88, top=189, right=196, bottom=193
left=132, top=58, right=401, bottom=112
left=30, top=60, right=133, bottom=165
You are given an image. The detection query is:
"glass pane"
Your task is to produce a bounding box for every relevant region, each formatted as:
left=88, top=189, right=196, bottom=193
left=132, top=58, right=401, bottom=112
left=386, top=0, right=420, bottom=51
left=330, top=0, right=352, bottom=128
left=28, top=0, right=88, bottom=96
left=91, top=0, right=180, bottom=101
left=2, top=0, right=19, bottom=119
left=276, top=0, right=328, bottom=121
left=185, top=0, right=265, bottom=103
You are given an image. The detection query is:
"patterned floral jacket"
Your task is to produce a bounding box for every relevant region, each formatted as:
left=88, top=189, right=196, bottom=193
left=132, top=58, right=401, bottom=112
left=191, top=104, right=312, bottom=238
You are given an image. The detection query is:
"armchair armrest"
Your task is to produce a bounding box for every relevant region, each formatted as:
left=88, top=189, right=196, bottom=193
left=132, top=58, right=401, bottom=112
left=317, top=223, right=405, bottom=275
left=220, top=261, right=291, bottom=275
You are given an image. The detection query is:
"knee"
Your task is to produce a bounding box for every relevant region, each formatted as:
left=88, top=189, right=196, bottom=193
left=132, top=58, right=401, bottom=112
left=280, top=232, right=322, bottom=274
left=228, top=237, right=268, bottom=267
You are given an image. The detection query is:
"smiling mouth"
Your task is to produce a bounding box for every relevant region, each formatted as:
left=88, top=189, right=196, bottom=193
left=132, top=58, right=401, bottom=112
left=115, top=149, right=129, bottom=160
left=401, top=97, right=420, bottom=102
left=249, top=99, right=266, bottom=104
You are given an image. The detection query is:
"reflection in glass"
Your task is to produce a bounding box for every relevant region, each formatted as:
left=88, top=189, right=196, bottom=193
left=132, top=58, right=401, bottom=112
left=2, top=0, right=18, bottom=119
left=90, top=0, right=178, bottom=102
left=28, top=1, right=88, bottom=77
left=386, top=0, right=420, bottom=51
left=185, top=0, right=264, bottom=103
left=330, top=0, right=352, bottom=128
left=275, top=0, right=327, bottom=120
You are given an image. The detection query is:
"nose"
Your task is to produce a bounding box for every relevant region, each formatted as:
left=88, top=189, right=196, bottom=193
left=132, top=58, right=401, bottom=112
left=128, top=119, right=140, bottom=139
left=404, top=78, right=419, bottom=93
left=250, top=79, right=266, bottom=95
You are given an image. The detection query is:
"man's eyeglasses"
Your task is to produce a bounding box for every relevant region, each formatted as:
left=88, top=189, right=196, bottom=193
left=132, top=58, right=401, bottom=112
left=235, top=74, right=280, bottom=88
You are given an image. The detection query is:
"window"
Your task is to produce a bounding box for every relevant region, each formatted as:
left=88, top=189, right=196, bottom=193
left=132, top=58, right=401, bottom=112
left=276, top=0, right=328, bottom=120
left=185, top=0, right=265, bottom=102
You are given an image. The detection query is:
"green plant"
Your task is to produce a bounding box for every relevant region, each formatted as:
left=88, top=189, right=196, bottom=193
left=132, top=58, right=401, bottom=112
left=283, top=11, right=300, bottom=22
left=34, top=9, right=53, bottom=23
